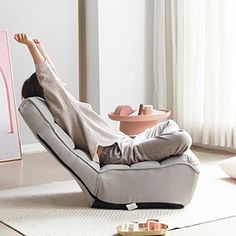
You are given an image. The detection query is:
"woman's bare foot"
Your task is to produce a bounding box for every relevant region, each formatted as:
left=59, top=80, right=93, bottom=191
left=97, top=145, right=105, bottom=157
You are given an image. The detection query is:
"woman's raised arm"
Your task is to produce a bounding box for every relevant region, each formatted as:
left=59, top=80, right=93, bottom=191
left=14, top=33, right=45, bottom=64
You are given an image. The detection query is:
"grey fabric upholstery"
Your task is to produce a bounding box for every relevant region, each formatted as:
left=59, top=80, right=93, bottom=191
left=19, top=97, right=200, bottom=209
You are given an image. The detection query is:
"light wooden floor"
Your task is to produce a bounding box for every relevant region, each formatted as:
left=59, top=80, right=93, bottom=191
left=0, top=151, right=72, bottom=191
left=0, top=147, right=235, bottom=235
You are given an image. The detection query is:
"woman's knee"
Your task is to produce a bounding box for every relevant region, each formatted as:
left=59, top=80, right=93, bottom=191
left=176, top=130, right=192, bottom=148
left=159, top=120, right=180, bottom=135
left=167, top=119, right=178, bottom=127
left=166, top=120, right=180, bottom=131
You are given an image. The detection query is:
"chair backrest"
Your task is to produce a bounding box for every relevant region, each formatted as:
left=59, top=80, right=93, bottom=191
left=18, top=97, right=100, bottom=206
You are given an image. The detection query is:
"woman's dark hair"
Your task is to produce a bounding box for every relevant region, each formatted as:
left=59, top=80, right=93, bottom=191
left=21, top=72, right=45, bottom=99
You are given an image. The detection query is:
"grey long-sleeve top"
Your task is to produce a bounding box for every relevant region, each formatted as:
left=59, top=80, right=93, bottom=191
left=35, top=61, right=127, bottom=162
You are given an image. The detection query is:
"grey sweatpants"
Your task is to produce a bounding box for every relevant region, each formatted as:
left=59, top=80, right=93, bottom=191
left=99, top=120, right=192, bottom=166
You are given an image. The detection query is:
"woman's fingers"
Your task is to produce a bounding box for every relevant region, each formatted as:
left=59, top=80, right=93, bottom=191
left=23, top=33, right=28, bottom=40
left=14, top=32, right=27, bottom=43
left=19, top=33, right=22, bottom=41
left=14, top=33, right=21, bottom=42
left=14, top=32, right=34, bottom=46
left=16, top=33, right=22, bottom=40
left=14, top=34, right=18, bottom=41
left=14, top=33, right=18, bottom=40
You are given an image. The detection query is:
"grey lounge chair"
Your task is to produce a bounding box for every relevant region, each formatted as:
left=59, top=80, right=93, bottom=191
left=19, top=97, right=200, bottom=210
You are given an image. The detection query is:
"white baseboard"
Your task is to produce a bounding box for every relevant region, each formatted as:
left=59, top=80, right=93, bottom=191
left=193, top=144, right=236, bottom=154
left=21, top=142, right=46, bottom=154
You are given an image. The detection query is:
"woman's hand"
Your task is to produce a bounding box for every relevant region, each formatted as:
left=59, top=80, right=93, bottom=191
left=14, top=33, right=34, bottom=46
left=14, top=32, right=45, bottom=64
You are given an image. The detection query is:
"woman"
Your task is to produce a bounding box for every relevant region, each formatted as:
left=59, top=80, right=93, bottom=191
left=15, top=33, right=192, bottom=166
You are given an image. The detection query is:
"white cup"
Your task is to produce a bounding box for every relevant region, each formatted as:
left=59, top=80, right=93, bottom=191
left=123, top=222, right=139, bottom=232
left=143, top=105, right=153, bottom=115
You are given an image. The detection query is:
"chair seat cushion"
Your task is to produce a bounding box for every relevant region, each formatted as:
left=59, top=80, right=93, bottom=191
left=97, top=149, right=200, bottom=206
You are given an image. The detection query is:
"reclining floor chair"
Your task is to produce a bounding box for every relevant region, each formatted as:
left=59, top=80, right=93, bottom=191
left=19, top=97, right=200, bottom=210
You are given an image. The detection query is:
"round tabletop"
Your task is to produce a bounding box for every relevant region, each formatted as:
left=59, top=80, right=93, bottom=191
left=108, top=109, right=171, bottom=122
left=108, top=109, right=171, bottom=135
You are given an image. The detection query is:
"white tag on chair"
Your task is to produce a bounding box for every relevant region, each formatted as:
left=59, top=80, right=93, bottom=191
left=126, top=203, right=138, bottom=211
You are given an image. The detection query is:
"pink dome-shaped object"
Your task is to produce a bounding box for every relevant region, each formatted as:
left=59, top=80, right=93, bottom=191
left=114, top=105, right=135, bottom=116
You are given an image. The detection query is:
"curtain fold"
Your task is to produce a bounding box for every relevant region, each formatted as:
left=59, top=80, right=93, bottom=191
left=153, top=0, right=236, bottom=149
left=153, top=0, right=167, bottom=108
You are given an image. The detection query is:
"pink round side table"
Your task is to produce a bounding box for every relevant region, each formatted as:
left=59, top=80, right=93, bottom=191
left=108, top=109, right=171, bottom=136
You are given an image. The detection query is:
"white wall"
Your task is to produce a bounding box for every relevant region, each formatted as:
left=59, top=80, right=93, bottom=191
left=0, top=0, right=153, bottom=144
left=0, top=0, right=78, bottom=145
left=86, top=0, right=154, bottom=127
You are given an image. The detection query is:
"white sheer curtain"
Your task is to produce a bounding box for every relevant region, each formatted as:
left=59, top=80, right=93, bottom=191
left=154, top=0, right=236, bottom=149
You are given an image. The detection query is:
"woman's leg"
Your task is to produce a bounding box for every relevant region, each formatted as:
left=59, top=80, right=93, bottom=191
left=144, top=120, right=180, bottom=138
left=100, top=120, right=192, bottom=166
left=132, top=130, right=192, bottom=163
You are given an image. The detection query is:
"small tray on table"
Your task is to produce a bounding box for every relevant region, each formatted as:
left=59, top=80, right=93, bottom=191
left=117, top=222, right=168, bottom=236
